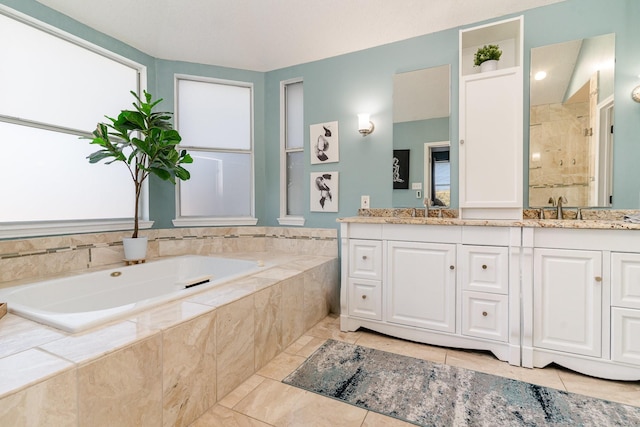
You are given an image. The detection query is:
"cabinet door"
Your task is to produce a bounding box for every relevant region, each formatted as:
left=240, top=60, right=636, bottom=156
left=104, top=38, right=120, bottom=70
left=612, top=252, right=640, bottom=309
left=349, top=239, right=382, bottom=280
left=462, top=290, right=508, bottom=342
left=348, top=278, right=382, bottom=321
left=461, top=245, right=509, bottom=294
left=459, top=70, right=522, bottom=208
left=533, top=248, right=602, bottom=357
left=386, top=241, right=456, bottom=332
left=611, top=307, right=640, bottom=366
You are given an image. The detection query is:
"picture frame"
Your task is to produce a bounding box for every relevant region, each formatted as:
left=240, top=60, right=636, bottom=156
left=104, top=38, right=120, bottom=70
left=393, top=149, right=410, bottom=189
left=310, top=171, right=339, bottom=212
left=310, top=121, right=339, bottom=164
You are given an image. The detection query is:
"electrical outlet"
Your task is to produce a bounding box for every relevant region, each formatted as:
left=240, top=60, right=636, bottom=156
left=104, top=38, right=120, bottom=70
left=416, top=190, right=422, bottom=199
left=361, top=195, right=370, bottom=209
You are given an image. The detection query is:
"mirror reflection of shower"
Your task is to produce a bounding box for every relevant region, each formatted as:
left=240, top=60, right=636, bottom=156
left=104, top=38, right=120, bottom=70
left=529, top=33, right=615, bottom=208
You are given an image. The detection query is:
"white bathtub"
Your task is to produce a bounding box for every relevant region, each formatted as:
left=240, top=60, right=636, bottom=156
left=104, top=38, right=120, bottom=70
left=0, top=255, right=265, bottom=333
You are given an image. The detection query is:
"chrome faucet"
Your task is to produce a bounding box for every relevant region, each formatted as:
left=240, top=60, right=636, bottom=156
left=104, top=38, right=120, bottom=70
left=557, top=196, right=567, bottom=219
left=423, top=197, right=431, bottom=217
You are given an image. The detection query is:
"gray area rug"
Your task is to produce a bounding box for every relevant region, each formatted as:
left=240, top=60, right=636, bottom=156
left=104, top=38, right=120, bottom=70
left=283, top=339, right=640, bottom=426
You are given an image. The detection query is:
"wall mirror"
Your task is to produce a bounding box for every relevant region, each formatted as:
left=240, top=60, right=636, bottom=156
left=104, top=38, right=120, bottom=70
left=392, top=64, right=450, bottom=208
left=528, top=33, right=615, bottom=208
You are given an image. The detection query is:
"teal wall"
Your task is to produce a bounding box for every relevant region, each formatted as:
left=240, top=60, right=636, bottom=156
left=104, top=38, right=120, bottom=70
left=3, top=0, right=640, bottom=232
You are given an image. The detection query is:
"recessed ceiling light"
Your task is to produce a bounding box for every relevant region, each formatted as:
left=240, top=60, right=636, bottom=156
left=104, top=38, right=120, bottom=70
left=534, top=71, right=547, bottom=81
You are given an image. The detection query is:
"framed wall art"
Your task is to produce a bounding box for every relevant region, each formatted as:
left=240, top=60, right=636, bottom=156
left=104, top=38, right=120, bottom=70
left=393, top=149, right=410, bottom=189
left=310, top=121, right=339, bottom=164
left=310, top=171, right=339, bottom=212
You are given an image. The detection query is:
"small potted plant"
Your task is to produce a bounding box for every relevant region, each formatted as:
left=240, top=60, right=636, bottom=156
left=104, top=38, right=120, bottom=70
left=86, top=90, right=193, bottom=261
left=474, top=44, right=502, bottom=72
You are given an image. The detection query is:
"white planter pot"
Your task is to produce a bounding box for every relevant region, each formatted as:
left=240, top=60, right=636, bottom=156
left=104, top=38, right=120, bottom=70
left=480, top=60, right=498, bottom=72
left=123, top=237, right=148, bottom=261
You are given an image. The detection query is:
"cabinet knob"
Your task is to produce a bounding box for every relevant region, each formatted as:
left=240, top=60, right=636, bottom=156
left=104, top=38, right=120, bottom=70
left=595, top=276, right=602, bottom=282
left=449, top=265, right=455, bottom=270
left=362, top=295, right=367, bottom=300
left=482, top=311, right=488, bottom=317
left=362, top=255, right=367, bottom=260
left=460, top=139, right=465, bottom=145
left=482, top=264, right=487, bottom=270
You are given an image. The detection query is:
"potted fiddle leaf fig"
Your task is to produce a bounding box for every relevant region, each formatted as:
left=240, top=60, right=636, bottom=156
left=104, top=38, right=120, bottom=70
left=86, top=90, right=193, bottom=260
left=474, top=44, right=502, bottom=72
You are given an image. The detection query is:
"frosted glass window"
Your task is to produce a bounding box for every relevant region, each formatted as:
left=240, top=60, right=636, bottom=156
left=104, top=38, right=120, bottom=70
left=176, top=77, right=254, bottom=220
left=0, top=122, right=133, bottom=222
left=177, top=79, right=251, bottom=150
left=0, top=13, right=139, bottom=132
left=286, top=152, right=304, bottom=216
left=0, top=11, right=143, bottom=234
left=285, top=82, right=304, bottom=150
left=179, top=151, right=252, bottom=217
left=282, top=80, right=304, bottom=217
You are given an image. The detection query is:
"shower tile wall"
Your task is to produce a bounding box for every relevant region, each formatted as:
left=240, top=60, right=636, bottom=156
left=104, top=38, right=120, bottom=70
left=529, top=101, right=591, bottom=207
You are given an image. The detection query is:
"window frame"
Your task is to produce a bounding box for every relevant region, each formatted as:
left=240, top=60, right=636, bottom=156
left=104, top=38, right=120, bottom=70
left=278, top=78, right=305, bottom=226
left=172, top=74, right=258, bottom=227
left=0, top=5, right=148, bottom=239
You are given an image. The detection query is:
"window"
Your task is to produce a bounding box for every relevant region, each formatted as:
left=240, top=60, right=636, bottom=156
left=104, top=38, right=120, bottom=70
left=424, top=142, right=451, bottom=207
left=0, top=8, right=145, bottom=238
left=278, top=79, right=305, bottom=226
left=173, top=76, right=257, bottom=226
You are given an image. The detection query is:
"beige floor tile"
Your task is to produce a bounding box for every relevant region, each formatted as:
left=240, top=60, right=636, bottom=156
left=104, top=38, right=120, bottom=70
left=218, top=375, right=265, bottom=409
left=445, top=348, right=567, bottom=390
left=283, top=335, right=315, bottom=355
left=257, top=352, right=307, bottom=381
left=362, top=411, right=416, bottom=427
left=557, top=367, right=640, bottom=407
left=191, top=404, right=272, bottom=427
left=355, top=331, right=448, bottom=364
left=293, top=336, right=327, bottom=358
left=234, top=378, right=367, bottom=427
left=305, top=315, right=361, bottom=343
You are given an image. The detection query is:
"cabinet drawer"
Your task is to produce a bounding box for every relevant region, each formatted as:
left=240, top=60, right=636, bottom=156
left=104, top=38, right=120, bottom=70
left=461, top=245, right=509, bottom=294
left=349, top=239, right=382, bottom=280
left=612, top=252, right=640, bottom=309
left=462, top=291, right=508, bottom=342
left=612, top=307, right=640, bottom=366
left=348, top=278, right=382, bottom=321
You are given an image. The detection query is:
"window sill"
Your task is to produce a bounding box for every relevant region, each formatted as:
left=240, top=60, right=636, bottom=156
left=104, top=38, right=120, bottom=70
left=277, top=216, right=306, bottom=226
left=0, top=220, right=154, bottom=239
left=172, top=217, right=259, bottom=227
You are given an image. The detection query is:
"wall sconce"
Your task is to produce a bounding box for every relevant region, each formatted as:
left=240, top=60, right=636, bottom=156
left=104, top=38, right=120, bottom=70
left=632, top=85, right=640, bottom=103
left=357, top=113, right=375, bottom=136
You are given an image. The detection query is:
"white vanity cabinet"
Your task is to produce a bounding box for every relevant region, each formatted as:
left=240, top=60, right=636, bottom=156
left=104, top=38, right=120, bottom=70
left=522, top=227, right=640, bottom=380
left=386, top=240, right=456, bottom=332
left=532, top=248, right=602, bottom=357
left=340, top=222, right=520, bottom=366
left=458, top=16, right=523, bottom=220
left=611, top=252, right=640, bottom=366
left=346, top=233, right=383, bottom=321
left=460, top=244, right=510, bottom=342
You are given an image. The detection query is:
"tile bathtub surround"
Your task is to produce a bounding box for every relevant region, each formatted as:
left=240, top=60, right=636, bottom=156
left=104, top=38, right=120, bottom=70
left=0, top=226, right=337, bottom=287
left=0, top=252, right=338, bottom=427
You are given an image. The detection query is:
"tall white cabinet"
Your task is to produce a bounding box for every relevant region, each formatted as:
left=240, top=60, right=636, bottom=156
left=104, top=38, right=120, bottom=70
left=459, top=17, right=523, bottom=220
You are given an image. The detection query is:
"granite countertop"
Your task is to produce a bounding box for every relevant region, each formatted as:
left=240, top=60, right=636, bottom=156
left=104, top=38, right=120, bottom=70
left=337, top=208, right=640, bottom=231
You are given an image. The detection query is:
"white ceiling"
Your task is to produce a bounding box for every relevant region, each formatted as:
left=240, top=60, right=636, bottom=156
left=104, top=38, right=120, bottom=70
left=36, top=0, right=565, bottom=72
